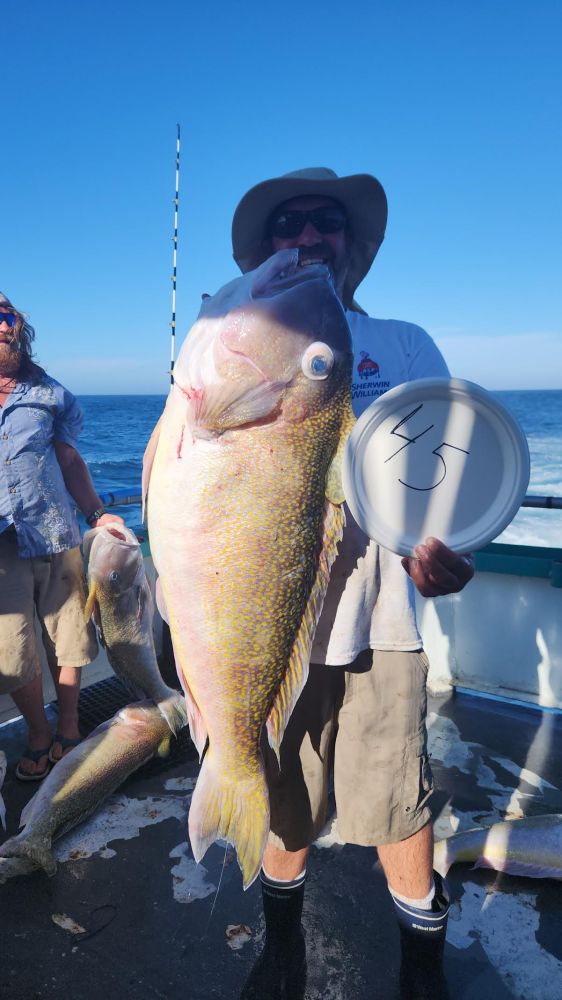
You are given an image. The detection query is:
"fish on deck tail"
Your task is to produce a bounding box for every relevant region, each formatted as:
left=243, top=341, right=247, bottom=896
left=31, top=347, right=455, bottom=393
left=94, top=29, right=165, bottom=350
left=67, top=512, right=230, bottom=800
left=433, top=813, right=562, bottom=880
left=144, top=249, right=355, bottom=888
left=0, top=700, right=177, bottom=877
left=84, top=524, right=187, bottom=736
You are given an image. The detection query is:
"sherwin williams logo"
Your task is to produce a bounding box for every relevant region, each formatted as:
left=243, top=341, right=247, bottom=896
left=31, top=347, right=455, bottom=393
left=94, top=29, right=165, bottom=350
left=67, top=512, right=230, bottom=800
left=357, top=351, right=380, bottom=378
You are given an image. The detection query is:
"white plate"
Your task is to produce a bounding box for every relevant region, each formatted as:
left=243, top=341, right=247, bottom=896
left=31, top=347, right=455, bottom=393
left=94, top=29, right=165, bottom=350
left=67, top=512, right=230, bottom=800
left=342, top=377, right=530, bottom=556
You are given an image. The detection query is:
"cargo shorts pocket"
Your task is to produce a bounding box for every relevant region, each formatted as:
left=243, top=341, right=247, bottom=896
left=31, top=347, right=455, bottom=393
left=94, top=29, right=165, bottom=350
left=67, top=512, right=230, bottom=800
left=400, top=733, right=433, bottom=820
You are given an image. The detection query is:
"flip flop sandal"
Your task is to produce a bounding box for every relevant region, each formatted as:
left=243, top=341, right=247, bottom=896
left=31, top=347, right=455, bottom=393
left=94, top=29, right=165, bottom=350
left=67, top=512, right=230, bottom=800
left=48, top=733, right=83, bottom=764
left=15, top=746, right=52, bottom=782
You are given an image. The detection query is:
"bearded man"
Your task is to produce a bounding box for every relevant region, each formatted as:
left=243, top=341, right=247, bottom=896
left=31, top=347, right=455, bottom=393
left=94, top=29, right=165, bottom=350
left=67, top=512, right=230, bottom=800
left=231, top=169, right=474, bottom=1000
left=0, top=292, right=122, bottom=780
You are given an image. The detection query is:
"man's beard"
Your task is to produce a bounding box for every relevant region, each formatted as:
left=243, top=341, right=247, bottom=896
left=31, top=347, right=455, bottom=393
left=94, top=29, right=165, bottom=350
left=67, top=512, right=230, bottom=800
left=0, top=343, right=23, bottom=378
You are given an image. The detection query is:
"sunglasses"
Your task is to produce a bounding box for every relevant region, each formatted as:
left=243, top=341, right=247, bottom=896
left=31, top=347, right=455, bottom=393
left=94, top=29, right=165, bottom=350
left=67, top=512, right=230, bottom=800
left=269, top=206, right=347, bottom=239
left=0, top=311, right=17, bottom=328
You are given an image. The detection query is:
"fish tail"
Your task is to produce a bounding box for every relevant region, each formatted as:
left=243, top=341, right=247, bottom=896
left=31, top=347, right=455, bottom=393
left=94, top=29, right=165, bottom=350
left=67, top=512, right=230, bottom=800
left=0, top=832, right=56, bottom=876
left=188, top=748, right=269, bottom=890
left=156, top=690, right=189, bottom=737
left=432, top=838, right=454, bottom=878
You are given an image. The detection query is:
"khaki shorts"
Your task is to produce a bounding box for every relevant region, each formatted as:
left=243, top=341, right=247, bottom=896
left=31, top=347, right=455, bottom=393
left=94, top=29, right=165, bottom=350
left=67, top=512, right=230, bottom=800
left=0, top=528, right=98, bottom=695
left=262, top=648, right=433, bottom=850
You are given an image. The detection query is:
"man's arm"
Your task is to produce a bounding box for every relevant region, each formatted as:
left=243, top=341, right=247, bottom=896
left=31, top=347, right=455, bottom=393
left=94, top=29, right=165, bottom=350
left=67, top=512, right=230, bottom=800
left=401, top=537, right=474, bottom=598
left=54, top=441, right=124, bottom=528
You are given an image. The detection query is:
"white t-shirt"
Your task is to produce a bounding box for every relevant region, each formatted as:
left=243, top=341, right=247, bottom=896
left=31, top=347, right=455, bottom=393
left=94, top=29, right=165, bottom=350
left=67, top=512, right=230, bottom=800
left=310, top=311, right=450, bottom=665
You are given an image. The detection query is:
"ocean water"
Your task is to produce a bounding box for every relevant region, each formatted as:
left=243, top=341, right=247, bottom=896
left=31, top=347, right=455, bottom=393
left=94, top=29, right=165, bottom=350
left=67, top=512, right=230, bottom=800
left=77, top=390, right=562, bottom=548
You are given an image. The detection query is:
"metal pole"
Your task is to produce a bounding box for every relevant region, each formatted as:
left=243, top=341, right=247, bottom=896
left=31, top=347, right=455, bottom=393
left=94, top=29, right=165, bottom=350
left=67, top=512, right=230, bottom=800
left=170, top=123, right=180, bottom=384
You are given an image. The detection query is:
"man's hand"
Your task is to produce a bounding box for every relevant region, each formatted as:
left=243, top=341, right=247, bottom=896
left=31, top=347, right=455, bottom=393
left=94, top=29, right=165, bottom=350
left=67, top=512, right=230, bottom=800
left=401, top=537, right=474, bottom=598
left=88, top=513, right=125, bottom=529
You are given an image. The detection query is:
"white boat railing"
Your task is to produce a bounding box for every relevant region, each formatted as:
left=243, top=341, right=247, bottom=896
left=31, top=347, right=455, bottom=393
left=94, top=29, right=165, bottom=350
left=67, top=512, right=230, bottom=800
left=98, top=488, right=562, bottom=512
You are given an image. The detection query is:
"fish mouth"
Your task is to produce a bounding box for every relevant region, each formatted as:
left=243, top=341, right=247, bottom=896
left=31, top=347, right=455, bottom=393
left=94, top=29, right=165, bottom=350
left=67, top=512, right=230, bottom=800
left=253, top=249, right=332, bottom=298
left=297, top=248, right=334, bottom=271
left=105, top=527, right=130, bottom=544
left=277, top=253, right=332, bottom=284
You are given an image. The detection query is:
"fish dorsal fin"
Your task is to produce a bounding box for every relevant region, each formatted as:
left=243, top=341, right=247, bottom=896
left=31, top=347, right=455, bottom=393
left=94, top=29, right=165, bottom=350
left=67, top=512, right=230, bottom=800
left=266, top=499, right=346, bottom=761
left=325, top=402, right=355, bottom=504
left=142, top=414, right=163, bottom=523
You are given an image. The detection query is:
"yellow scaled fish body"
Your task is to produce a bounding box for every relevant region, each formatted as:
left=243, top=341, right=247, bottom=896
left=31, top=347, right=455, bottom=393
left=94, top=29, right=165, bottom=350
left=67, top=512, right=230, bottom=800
left=144, top=250, right=354, bottom=888
left=0, top=701, right=175, bottom=876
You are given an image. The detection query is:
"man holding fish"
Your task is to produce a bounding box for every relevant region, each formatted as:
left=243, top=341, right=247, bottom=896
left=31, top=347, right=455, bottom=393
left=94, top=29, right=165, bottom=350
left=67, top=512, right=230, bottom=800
left=230, top=169, right=474, bottom=1000
left=144, top=167, right=474, bottom=1000
left=0, top=292, right=122, bottom=782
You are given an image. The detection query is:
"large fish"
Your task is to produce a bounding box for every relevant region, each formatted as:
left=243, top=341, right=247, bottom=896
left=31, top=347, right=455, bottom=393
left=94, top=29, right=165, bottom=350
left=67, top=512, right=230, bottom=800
left=433, top=813, right=562, bottom=880
left=143, top=249, right=355, bottom=888
left=84, top=524, right=187, bottom=736
left=0, top=700, right=176, bottom=876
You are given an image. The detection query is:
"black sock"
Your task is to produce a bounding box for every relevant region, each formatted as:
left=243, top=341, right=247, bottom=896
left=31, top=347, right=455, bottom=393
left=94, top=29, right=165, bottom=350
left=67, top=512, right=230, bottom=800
left=260, top=867, right=306, bottom=953
left=391, top=873, right=450, bottom=999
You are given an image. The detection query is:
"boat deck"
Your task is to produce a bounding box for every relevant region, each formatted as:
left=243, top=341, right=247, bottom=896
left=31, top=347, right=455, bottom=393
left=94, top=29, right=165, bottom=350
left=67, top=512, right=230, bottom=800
left=1, top=680, right=562, bottom=1000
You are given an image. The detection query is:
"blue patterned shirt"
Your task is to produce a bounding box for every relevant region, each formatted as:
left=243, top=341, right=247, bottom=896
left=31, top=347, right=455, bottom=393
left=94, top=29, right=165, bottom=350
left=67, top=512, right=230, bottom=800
left=0, top=374, right=84, bottom=557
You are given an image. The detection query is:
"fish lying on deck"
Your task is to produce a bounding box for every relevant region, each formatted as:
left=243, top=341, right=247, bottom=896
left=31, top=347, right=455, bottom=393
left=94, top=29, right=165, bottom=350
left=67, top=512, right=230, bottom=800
left=0, top=700, right=177, bottom=876
left=433, top=813, right=562, bottom=880
left=84, top=524, right=187, bottom=736
left=0, top=751, right=6, bottom=830
left=144, top=249, right=355, bottom=888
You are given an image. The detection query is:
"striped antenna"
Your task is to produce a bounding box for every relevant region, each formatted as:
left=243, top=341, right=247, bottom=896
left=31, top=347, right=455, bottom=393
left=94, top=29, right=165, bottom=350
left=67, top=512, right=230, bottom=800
left=170, top=123, right=181, bottom=384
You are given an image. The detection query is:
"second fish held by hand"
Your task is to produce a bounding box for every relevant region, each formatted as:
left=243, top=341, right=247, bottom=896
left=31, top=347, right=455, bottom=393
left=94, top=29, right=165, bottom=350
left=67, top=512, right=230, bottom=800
left=84, top=524, right=187, bottom=737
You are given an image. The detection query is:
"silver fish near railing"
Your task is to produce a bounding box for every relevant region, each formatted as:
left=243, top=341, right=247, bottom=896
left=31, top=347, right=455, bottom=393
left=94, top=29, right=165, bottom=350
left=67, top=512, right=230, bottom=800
left=433, top=813, right=562, bottom=880
left=83, top=524, right=187, bottom=737
left=0, top=700, right=176, bottom=877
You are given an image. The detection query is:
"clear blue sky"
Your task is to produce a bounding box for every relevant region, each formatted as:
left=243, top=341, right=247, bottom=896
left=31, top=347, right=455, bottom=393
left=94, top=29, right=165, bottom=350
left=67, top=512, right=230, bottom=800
left=2, top=0, right=561, bottom=393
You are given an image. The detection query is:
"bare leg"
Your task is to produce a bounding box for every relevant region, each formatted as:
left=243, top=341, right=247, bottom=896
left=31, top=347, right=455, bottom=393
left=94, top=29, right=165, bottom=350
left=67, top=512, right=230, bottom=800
left=48, top=664, right=82, bottom=760
left=11, top=675, right=52, bottom=776
left=377, top=821, right=434, bottom=897
left=262, top=842, right=310, bottom=880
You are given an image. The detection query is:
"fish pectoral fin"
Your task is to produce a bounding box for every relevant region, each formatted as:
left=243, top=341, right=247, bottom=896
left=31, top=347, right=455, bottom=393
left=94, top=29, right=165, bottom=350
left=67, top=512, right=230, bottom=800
left=142, top=413, right=163, bottom=523
left=83, top=580, right=98, bottom=623
left=267, top=500, right=346, bottom=760
left=156, top=735, right=172, bottom=757
left=156, top=692, right=189, bottom=737
left=84, top=583, right=105, bottom=646
left=192, top=380, right=286, bottom=431
left=325, top=402, right=355, bottom=505
left=188, top=749, right=269, bottom=890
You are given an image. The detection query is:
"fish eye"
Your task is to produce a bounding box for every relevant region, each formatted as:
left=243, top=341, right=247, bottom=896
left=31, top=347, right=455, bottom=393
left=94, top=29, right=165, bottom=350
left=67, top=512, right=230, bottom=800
left=301, top=342, right=334, bottom=381
left=109, top=570, right=119, bottom=584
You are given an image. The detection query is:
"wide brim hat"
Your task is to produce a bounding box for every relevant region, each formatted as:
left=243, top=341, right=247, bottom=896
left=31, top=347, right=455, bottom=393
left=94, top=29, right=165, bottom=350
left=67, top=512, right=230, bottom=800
left=231, top=167, right=388, bottom=310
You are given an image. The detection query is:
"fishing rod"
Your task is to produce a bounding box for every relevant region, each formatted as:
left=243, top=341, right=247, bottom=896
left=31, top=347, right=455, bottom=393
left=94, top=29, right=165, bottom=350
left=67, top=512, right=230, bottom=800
left=170, top=123, right=181, bottom=385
